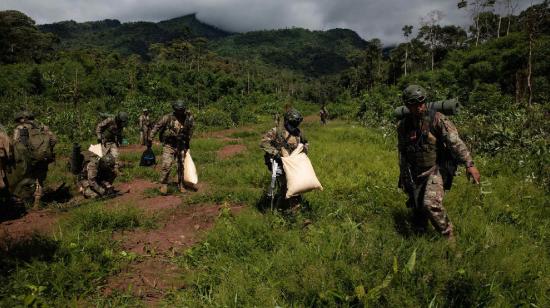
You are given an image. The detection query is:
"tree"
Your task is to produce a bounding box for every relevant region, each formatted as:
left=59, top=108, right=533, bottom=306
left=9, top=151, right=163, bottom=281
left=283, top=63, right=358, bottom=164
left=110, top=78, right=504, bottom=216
left=0, top=10, right=57, bottom=64
left=402, top=25, right=413, bottom=76
left=520, top=0, right=549, bottom=105
left=419, top=10, right=444, bottom=70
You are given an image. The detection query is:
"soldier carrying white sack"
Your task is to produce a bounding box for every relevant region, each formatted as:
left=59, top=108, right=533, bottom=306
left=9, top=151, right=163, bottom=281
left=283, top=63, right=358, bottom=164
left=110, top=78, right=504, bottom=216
left=261, top=108, right=309, bottom=211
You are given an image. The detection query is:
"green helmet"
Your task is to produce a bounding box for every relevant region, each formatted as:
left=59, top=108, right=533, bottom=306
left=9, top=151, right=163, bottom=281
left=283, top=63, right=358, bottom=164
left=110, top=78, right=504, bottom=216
left=403, top=85, right=428, bottom=105
left=99, top=153, right=116, bottom=171
left=284, top=108, right=303, bottom=122
left=172, top=100, right=186, bottom=113
left=115, top=112, right=129, bottom=126
left=14, top=110, right=33, bottom=122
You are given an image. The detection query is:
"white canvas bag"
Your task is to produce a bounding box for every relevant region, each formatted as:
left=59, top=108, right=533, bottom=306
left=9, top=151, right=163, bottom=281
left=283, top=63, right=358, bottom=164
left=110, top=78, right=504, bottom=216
left=281, top=144, right=323, bottom=198
left=183, top=150, right=198, bottom=185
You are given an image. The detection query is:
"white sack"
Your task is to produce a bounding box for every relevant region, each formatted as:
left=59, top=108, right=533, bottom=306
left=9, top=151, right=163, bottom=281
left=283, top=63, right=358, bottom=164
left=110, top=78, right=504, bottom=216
left=281, top=144, right=323, bottom=199
left=88, top=144, right=103, bottom=157
left=183, top=150, right=198, bottom=185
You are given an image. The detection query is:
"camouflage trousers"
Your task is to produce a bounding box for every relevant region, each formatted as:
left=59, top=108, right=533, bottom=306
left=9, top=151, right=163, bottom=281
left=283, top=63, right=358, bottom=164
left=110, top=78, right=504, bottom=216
left=276, top=174, right=302, bottom=211
left=31, top=162, right=49, bottom=203
left=409, top=169, right=453, bottom=236
left=159, top=144, right=186, bottom=184
left=102, top=142, right=120, bottom=168
left=139, top=127, right=150, bottom=146
left=78, top=179, right=113, bottom=199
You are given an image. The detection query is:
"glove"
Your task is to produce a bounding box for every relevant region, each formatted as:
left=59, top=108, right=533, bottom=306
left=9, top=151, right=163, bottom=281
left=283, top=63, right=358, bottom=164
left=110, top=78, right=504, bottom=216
left=97, top=138, right=102, bottom=144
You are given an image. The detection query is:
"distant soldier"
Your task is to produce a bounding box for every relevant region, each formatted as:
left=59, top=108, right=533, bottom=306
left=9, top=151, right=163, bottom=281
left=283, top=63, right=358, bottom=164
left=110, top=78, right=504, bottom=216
left=397, top=85, right=480, bottom=241
left=319, top=105, right=329, bottom=125
left=0, top=124, right=14, bottom=199
left=260, top=108, right=308, bottom=211
left=138, top=108, right=151, bottom=146
left=77, top=151, right=117, bottom=199
left=96, top=111, right=128, bottom=170
left=12, top=111, right=57, bottom=208
left=148, top=100, right=194, bottom=194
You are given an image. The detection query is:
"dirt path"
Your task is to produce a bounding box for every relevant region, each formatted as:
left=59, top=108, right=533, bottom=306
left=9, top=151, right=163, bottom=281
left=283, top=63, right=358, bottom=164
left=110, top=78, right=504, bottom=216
left=105, top=203, right=244, bottom=302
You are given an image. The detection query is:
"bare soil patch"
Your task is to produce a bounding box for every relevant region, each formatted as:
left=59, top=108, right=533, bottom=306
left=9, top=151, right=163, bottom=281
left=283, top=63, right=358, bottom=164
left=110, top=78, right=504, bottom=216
left=217, top=144, right=247, bottom=159
left=105, top=203, right=245, bottom=302
left=0, top=210, right=60, bottom=246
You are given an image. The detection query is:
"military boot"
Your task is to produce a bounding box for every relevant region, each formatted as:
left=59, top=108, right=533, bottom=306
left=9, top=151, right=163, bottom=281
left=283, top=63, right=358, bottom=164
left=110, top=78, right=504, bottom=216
left=160, top=184, right=168, bottom=194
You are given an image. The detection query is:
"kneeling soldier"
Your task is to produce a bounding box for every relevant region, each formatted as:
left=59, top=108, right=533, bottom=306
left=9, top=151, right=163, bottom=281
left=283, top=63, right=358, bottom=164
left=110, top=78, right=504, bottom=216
left=78, top=151, right=117, bottom=199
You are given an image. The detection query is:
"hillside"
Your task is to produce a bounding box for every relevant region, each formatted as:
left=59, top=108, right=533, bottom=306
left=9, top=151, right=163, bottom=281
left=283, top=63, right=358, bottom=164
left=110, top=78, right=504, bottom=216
left=1, top=118, right=548, bottom=306
left=38, top=14, right=370, bottom=76
left=38, top=14, right=230, bottom=57
left=211, top=28, right=369, bottom=76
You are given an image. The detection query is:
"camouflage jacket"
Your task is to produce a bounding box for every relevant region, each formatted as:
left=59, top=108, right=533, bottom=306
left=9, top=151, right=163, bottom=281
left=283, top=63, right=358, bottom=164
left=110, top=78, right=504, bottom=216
left=0, top=127, right=13, bottom=189
left=397, top=111, right=472, bottom=177
left=13, top=120, right=58, bottom=147
left=96, top=117, right=123, bottom=144
left=139, top=114, right=151, bottom=129
left=149, top=112, right=194, bottom=148
left=80, top=151, right=116, bottom=188
left=260, top=124, right=308, bottom=157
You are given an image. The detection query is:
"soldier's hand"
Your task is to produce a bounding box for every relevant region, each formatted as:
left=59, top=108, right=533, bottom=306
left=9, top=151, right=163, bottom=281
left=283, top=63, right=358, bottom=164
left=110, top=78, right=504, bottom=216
left=467, top=166, right=481, bottom=184
left=97, top=138, right=102, bottom=144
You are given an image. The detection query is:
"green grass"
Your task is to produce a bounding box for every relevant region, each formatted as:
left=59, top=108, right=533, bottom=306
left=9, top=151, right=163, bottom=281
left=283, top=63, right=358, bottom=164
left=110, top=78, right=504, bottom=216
left=1, top=119, right=548, bottom=307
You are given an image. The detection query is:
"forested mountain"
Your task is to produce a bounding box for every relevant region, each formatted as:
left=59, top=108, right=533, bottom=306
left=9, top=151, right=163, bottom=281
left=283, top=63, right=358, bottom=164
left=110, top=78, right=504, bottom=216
left=38, top=14, right=370, bottom=76
left=38, top=14, right=230, bottom=57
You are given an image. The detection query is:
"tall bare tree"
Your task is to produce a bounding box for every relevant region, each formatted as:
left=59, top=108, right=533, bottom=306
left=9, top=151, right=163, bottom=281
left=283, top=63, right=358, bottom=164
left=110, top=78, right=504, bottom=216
left=402, top=25, right=413, bottom=76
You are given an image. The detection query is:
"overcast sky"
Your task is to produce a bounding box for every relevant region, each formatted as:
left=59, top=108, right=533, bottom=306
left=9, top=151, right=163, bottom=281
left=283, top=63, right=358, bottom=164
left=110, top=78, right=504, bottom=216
left=0, top=0, right=539, bottom=45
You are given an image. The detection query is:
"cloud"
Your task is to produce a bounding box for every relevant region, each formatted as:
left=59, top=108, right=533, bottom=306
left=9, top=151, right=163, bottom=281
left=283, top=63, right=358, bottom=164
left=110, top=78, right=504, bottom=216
left=0, top=0, right=540, bottom=45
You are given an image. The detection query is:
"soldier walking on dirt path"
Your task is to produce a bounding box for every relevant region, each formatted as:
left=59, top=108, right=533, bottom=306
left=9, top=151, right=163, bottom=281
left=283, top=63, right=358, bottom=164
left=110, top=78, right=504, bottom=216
left=260, top=108, right=309, bottom=212
left=96, top=111, right=128, bottom=171
left=397, top=85, right=481, bottom=242
left=139, top=108, right=151, bottom=146
left=148, top=100, right=194, bottom=194
left=12, top=111, right=57, bottom=208
left=319, top=105, right=329, bottom=125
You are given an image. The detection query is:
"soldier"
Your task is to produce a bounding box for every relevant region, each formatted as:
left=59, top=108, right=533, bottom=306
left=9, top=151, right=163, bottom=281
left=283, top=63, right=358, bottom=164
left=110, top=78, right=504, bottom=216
left=148, top=100, right=194, bottom=194
left=12, top=111, right=57, bottom=208
left=96, top=111, right=128, bottom=170
left=77, top=151, right=117, bottom=199
left=0, top=124, right=13, bottom=200
left=138, top=108, right=151, bottom=146
left=397, top=85, right=480, bottom=241
left=260, top=108, right=309, bottom=211
left=319, top=105, right=329, bottom=125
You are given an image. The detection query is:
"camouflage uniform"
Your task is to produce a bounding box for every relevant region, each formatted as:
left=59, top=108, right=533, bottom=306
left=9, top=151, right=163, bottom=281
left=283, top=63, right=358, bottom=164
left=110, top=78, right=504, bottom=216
left=139, top=112, right=151, bottom=146
left=149, top=111, right=194, bottom=185
left=0, top=125, right=13, bottom=192
left=13, top=118, right=57, bottom=207
left=398, top=111, right=473, bottom=236
left=260, top=114, right=309, bottom=209
left=96, top=117, right=123, bottom=167
left=77, top=151, right=117, bottom=198
left=319, top=106, right=328, bottom=125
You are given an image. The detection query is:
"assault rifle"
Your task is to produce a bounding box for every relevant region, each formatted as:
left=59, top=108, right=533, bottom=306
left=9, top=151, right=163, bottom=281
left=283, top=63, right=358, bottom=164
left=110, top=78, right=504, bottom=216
left=267, top=158, right=280, bottom=211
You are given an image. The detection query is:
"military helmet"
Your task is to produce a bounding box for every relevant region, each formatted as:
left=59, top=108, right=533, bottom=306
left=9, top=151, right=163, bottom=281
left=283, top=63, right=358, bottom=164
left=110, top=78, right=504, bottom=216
left=403, top=85, right=428, bottom=105
left=99, top=153, right=116, bottom=171
left=115, top=111, right=129, bottom=125
left=172, top=100, right=186, bottom=112
left=284, top=108, right=303, bottom=123
left=142, top=108, right=149, bottom=113
left=14, top=110, right=33, bottom=122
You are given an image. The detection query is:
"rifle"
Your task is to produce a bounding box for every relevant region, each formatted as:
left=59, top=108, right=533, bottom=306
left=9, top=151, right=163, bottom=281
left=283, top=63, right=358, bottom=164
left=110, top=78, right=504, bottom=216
left=401, top=165, right=419, bottom=209
left=176, top=137, right=189, bottom=192
left=268, top=158, right=280, bottom=211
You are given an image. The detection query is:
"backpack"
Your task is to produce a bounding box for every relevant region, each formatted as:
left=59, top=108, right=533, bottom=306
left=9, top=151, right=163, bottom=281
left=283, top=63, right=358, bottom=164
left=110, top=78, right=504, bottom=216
left=140, top=147, right=156, bottom=167
left=426, top=109, right=460, bottom=190
left=16, top=125, right=55, bottom=165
